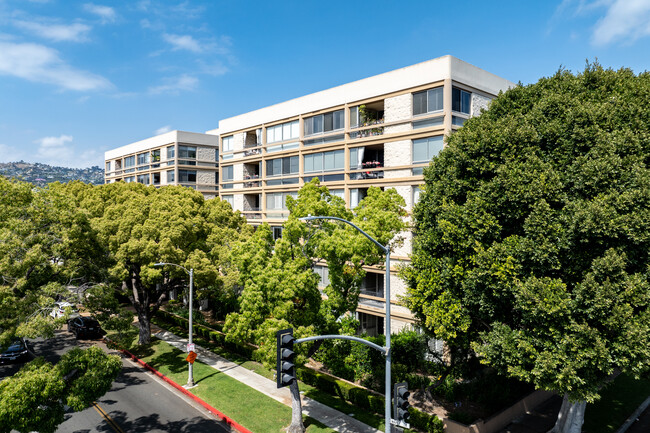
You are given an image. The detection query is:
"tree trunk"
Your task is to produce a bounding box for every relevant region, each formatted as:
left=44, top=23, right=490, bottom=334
left=286, top=379, right=305, bottom=433
left=548, top=394, right=586, bottom=433
left=137, top=311, right=151, bottom=345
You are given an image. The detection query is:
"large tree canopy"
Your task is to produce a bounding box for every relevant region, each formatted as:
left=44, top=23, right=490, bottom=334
left=403, top=64, right=650, bottom=430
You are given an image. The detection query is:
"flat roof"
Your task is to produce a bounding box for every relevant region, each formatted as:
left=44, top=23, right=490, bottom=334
left=105, top=130, right=218, bottom=160
left=207, top=55, right=515, bottom=136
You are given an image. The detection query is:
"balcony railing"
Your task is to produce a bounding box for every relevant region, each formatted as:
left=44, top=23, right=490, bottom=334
left=350, top=127, right=384, bottom=139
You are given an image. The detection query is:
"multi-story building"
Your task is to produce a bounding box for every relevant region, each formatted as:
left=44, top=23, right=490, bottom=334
left=206, top=55, right=514, bottom=335
left=104, top=130, right=219, bottom=199
left=105, top=55, right=514, bottom=335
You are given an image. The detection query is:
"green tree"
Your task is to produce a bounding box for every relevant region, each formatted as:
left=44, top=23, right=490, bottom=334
left=403, top=64, right=650, bottom=433
left=0, top=178, right=104, bottom=345
left=83, top=182, right=249, bottom=345
left=0, top=347, right=121, bottom=433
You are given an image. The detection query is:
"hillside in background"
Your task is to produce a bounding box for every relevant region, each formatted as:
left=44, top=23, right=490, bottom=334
left=0, top=161, right=104, bottom=187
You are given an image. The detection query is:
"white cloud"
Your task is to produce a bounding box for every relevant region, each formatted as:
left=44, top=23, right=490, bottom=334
left=0, top=41, right=112, bottom=91
left=0, top=143, right=25, bottom=163
left=163, top=33, right=203, bottom=53
left=155, top=125, right=172, bottom=135
left=32, top=135, right=102, bottom=168
left=14, top=20, right=91, bottom=42
left=148, top=74, right=198, bottom=95
left=83, top=3, right=116, bottom=23
left=198, top=60, right=229, bottom=76
left=592, top=0, right=650, bottom=45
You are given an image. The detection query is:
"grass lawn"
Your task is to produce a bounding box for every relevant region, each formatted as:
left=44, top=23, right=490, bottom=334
left=583, top=374, right=650, bottom=433
left=110, top=329, right=334, bottom=433
left=150, top=316, right=387, bottom=431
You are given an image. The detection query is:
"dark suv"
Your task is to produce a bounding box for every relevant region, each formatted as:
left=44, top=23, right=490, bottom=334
left=0, top=338, right=30, bottom=364
left=67, top=316, right=103, bottom=339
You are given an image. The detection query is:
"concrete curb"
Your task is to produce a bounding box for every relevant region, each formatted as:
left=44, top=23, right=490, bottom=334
left=616, top=396, right=650, bottom=433
left=117, top=344, right=254, bottom=433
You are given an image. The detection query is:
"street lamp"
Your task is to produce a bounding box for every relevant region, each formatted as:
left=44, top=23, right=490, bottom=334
left=154, top=262, right=195, bottom=388
left=299, top=215, right=393, bottom=429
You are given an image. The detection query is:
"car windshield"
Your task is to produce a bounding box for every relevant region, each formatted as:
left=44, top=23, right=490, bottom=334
left=5, top=341, right=23, bottom=352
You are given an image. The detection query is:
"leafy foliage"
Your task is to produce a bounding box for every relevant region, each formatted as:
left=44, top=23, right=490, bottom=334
left=0, top=347, right=121, bottom=433
left=404, top=64, right=650, bottom=402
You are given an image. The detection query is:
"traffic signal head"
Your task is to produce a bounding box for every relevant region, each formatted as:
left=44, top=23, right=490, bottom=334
left=276, top=328, right=296, bottom=388
left=394, top=382, right=411, bottom=426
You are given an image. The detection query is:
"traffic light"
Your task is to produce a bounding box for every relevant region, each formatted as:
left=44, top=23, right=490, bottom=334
left=394, top=382, right=411, bottom=427
left=276, top=328, right=296, bottom=388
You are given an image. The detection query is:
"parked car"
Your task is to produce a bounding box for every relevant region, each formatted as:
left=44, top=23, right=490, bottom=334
left=67, top=316, right=102, bottom=339
left=50, top=301, right=79, bottom=319
left=0, top=338, right=30, bottom=365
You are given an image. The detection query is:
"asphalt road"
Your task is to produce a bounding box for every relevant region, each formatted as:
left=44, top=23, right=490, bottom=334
left=1, top=330, right=230, bottom=433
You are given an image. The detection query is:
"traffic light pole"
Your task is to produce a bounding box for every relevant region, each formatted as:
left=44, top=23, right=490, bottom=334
left=297, top=216, right=394, bottom=430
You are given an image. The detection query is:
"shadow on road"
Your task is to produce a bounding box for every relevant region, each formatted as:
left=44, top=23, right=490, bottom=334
left=97, top=411, right=225, bottom=433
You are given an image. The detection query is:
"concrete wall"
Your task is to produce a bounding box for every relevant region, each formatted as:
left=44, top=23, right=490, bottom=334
left=471, top=93, right=492, bottom=117
left=384, top=139, right=412, bottom=179
left=197, top=146, right=216, bottom=161
left=233, top=132, right=245, bottom=152
left=384, top=93, right=412, bottom=125
left=197, top=170, right=214, bottom=186
left=233, top=193, right=244, bottom=212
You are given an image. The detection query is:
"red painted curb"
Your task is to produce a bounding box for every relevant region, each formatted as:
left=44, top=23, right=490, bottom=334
left=119, top=345, right=254, bottom=433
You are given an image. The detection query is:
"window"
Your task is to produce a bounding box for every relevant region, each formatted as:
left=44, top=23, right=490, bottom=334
left=124, top=176, right=135, bottom=183
left=222, top=195, right=234, bottom=207
left=350, top=106, right=359, bottom=129
left=105, top=161, right=111, bottom=172
left=314, top=265, right=330, bottom=288
left=304, top=109, right=344, bottom=136
left=304, top=150, right=344, bottom=173
left=167, top=145, right=175, bottom=159
left=266, top=192, right=297, bottom=210
left=452, top=87, right=471, bottom=114
left=222, top=165, right=233, bottom=182
left=178, top=170, right=196, bottom=183
left=272, top=226, right=283, bottom=241
left=137, top=174, right=149, bottom=184
left=413, top=136, right=444, bottom=163
left=266, top=121, right=299, bottom=143
left=413, top=186, right=423, bottom=206
left=330, top=189, right=344, bottom=200
left=151, top=149, right=161, bottom=162
left=178, top=145, right=196, bottom=159
left=167, top=170, right=175, bottom=183
left=137, top=152, right=149, bottom=165
left=152, top=172, right=160, bottom=185
left=222, top=136, right=233, bottom=152
left=124, top=156, right=135, bottom=168
left=266, top=156, right=298, bottom=177
left=413, top=87, right=443, bottom=115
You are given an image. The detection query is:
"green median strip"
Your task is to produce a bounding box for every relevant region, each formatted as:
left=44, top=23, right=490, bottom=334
left=128, top=337, right=334, bottom=433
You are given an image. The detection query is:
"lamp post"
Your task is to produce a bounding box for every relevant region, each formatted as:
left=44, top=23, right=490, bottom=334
left=299, top=215, right=393, bottom=430
left=154, top=262, right=195, bottom=388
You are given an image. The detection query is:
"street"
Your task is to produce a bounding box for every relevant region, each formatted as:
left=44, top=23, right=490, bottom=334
left=1, top=330, right=230, bottom=433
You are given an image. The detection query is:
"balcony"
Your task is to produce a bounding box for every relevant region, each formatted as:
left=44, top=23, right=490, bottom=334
left=349, top=127, right=384, bottom=139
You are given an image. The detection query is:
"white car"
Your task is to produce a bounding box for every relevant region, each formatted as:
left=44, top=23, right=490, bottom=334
left=50, top=301, right=79, bottom=319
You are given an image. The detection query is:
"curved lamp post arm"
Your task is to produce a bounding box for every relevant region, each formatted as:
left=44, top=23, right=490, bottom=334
left=299, top=215, right=388, bottom=254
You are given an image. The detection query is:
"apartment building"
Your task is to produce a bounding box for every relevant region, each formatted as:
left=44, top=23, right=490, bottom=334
left=104, top=56, right=513, bottom=335
left=206, top=55, right=514, bottom=335
left=104, top=130, right=219, bottom=199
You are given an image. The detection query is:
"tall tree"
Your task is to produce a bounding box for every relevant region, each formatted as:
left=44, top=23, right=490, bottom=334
left=403, top=64, right=650, bottom=433
left=82, top=182, right=248, bottom=345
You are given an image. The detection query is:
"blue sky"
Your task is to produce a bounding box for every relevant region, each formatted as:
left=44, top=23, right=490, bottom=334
left=1, top=0, right=649, bottom=168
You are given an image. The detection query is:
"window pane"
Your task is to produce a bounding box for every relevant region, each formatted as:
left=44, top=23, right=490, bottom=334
left=323, top=113, right=333, bottom=132
left=282, top=157, right=291, bottom=175
left=427, top=136, right=444, bottom=159
left=452, top=87, right=461, bottom=112
left=304, top=154, right=314, bottom=173
left=273, top=159, right=281, bottom=176
left=413, top=91, right=427, bottom=115
left=290, top=156, right=299, bottom=173
left=283, top=123, right=291, bottom=141
left=304, top=118, right=313, bottom=136
left=413, top=139, right=428, bottom=162
left=334, top=110, right=344, bottom=130
left=313, top=153, right=323, bottom=171
left=323, top=151, right=335, bottom=171
left=313, top=115, right=323, bottom=134
left=266, top=160, right=274, bottom=176
left=266, top=194, right=276, bottom=209
left=290, top=121, right=299, bottom=139
left=350, top=148, right=358, bottom=169
left=334, top=150, right=344, bottom=169
left=350, top=107, right=358, bottom=128
left=167, top=145, right=175, bottom=158
left=427, top=88, right=443, bottom=112
left=167, top=170, right=175, bottom=182
left=461, top=90, right=471, bottom=114
left=222, top=137, right=232, bottom=152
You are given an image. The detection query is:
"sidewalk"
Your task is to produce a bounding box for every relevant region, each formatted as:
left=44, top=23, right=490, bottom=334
left=152, top=328, right=382, bottom=433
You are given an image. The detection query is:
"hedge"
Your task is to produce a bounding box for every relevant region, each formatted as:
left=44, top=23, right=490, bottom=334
left=155, top=309, right=442, bottom=432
